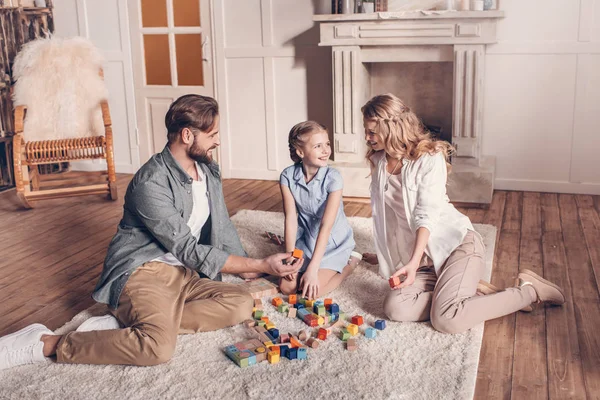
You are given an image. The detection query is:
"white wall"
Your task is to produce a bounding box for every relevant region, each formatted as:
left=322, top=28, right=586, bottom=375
left=53, top=0, right=139, bottom=173
left=482, top=0, right=600, bottom=194
left=214, top=0, right=333, bottom=180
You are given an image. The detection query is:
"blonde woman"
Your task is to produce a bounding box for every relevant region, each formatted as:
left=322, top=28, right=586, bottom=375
left=362, top=93, right=565, bottom=333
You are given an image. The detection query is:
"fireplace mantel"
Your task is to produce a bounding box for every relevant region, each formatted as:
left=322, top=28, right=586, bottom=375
left=314, top=11, right=505, bottom=204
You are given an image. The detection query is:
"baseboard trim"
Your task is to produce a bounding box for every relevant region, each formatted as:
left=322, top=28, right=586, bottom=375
left=495, top=178, right=600, bottom=195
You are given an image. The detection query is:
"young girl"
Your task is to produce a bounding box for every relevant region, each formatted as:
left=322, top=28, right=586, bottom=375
left=362, top=93, right=565, bottom=334
left=279, top=121, right=360, bottom=299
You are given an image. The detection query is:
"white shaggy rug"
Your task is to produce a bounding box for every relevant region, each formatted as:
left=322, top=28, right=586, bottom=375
left=0, top=210, right=496, bottom=400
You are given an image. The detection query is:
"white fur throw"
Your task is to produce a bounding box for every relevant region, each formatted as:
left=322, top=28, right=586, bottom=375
left=12, top=37, right=108, bottom=141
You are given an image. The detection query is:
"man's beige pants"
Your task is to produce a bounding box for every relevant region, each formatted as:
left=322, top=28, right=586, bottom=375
left=383, top=231, right=536, bottom=333
left=56, top=262, right=253, bottom=365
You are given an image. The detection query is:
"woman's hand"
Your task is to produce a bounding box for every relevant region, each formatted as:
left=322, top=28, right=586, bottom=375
left=391, top=259, right=420, bottom=289
left=300, top=268, right=320, bottom=299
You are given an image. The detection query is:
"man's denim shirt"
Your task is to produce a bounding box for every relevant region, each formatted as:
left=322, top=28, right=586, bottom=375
left=92, top=146, right=246, bottom=309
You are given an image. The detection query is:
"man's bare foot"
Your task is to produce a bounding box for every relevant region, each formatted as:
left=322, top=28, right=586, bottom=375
left=239, top=272, right=264, bottom=281
left=362, top=253, right=378, bottom=265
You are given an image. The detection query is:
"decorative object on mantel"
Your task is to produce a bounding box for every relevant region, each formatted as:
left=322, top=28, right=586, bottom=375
left=362, top=0, right=375, bottom=13
left=483, top=0, right=494, bottom=10
left=314, top=0, right=332, bottom=14
left=341, top=0, right=354, bottom=13
left=459, top=0, right=469, bottom=10
left=375, top=0, right=388, bottom=11
left=471, top=0, right=483, bottom=11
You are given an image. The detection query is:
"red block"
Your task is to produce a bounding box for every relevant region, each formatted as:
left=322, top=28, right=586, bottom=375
left=351, top=315, right=364, bottom=326
left=389, top=276, right=401, bottom=289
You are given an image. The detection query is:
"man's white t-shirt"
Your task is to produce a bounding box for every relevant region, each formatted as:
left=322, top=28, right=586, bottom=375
left=152, top=163, right=210, bottom=266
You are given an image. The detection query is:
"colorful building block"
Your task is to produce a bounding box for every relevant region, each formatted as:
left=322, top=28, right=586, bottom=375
left=271, top=297, right=283, bottom=307
left=305, top=299, right=315, bottom=308
left=347, top=324, right=359, bottom=336
left=330, top=303, right=340, bottom=314
left=340, top=329, right=351, bottom=341
left=288, top=308, right=297, bottom=318
left=298, top=330, right=309, bottom=341
left=289, top=336, right=302, bottom=348
left=314, top=305, right=326, bottom=316
left=288, top=348, right=298, bottom=360
left=244, top=278, right=278, bottom=299
left=278, top=304, right=289, bottom=313
left=260, top=316, right=269, bottom=324
left=268, top=328, right=279, bottom=339
left=324, top=298, right=333, bottom=307
left=374, top=320, right=386, bottom=330
left=267, top=351, right=280, bottom=364
left=279, top=333, right=290, bottom=343
left=317, top=316, right=325, bottom=326
left=346, top=338, right=357, bottom=351
left=288, top=294, right=297, bottom=304
left=297, top=308, right=311, bottom=319
left=292, top=248, right=304, bottom=259
left=306, top=338, right=319, bottom=349
left=299, top=298, right=306, bottom=306
left=351, top=315, right=364, bottom=326
left=389, top=276, right=402, bottom=289
left=318, top=328, right=329, bottom=340
left=365, top=327, right=377, bottom=339
left=253, top=310, right=264, bottom=319
left=297, top=347, right=308, bottom=360
left=257, top=320, right=266, bottom=328
left=295, top=304, right=305, bottom=310
left=243, top=319, right=256, bottom=328
left=279, top=344, right=289, bottom=358
left=265, top=323, right=276, bottom=330
left=254, top=346, right=267, bottom=362
left=268, top=345, right=280, bottom=355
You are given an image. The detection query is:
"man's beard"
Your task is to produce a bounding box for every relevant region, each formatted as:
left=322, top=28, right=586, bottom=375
left=189, top=143, right=213, bottom=165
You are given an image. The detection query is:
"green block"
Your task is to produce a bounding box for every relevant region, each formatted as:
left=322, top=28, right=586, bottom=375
left=238, top=357, right=249, bottom=368
left=278, top=304, right=289, bottom=313
left=254, top=310, right=264, bottom=319
left=316, top=305, right=326, bottom=316
left=340, top=328, right=351, bottom=341
left=257, top=320, right=266, bottom=327
left=338, top=311, right=346, bottom=321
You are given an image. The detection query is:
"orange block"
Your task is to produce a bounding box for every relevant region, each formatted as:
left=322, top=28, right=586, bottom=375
left=261, top=316, right=269, bottom=324
left=289, top=336, right=302, bottom=348
left=271, top=297, right=283, bottom=307
left=288, top=294, right=297, bottom=305
left=389, top=276, right=402, bottom=289
left=324, top=298, right=333, bottom=307
left=292, top=248, right=304, bottom=259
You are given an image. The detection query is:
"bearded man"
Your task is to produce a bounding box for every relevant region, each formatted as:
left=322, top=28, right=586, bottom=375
left=0, top=95, right=302, bottom=370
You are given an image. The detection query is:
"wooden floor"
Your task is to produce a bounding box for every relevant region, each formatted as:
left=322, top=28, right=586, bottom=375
left=0, top=174, right=599, bottom=399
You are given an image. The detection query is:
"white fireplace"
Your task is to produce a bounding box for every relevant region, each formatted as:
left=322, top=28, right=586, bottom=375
left=314, top=10, right=505, bottom=204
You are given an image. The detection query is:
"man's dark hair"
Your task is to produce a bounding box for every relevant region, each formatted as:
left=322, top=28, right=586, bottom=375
left=165, top=94, right=219, bottom=144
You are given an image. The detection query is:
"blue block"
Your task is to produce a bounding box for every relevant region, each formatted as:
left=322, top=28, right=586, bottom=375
left=247, top=352, right=257, bottom=366
left=314, top=300, right=324, bottom=307
left=288, top=348, right=298, bottom=360
left=297, top=348, right=307, bottom=360
left=225, top=345, right=239, bottom=355
left=268, top=328, right=279, bottom=339
left=330, top=303, right=340, bottom=314
left=297, top=308, right=311, bottom=319
left=365, top=327, right=377, bottom=339
left=375, top=320, right=386, bottom=330
left=295, top=304, right=305, bottom=310
left=280, top=345, right=289, bottom=358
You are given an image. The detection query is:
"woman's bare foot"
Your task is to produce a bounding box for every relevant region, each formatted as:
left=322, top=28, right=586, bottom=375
left=362, top=253, right=378, bottom=265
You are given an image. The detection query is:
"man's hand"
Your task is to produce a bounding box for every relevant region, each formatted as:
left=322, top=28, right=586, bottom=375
left=263, top=252, right=303, bottom=277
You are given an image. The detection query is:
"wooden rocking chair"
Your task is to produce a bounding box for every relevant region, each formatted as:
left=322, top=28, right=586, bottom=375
left=12, top=91, right=118, bottom=209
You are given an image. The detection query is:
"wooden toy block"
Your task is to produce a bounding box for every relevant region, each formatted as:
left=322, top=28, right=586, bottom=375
left=317, top=316, right=325, bottom=326
left=257, top=320, right=266, bottom=328
left=288, top=348, right=298, bottom=360
left=255, top=326, right=267, bottom=334
left=298, top=330, right=309, bottom=341
left=234, top=342, right=247, bottom=351
left=238, top=357, right=250, bottom=368
left=268, top=345, right=280, bottom=355
left=314, top=300, right=324, bottom=307
left=295, top=303, right=305, bottom=310
left=330, top=303, right=340, bottom=314
left=254, top=299, right=263, bottom=308
left=297, top=347, right=308, bottom=360
left=351, top=315, right=364, bottom=326
left=253, top=310, right=264, bottom=319
left=288, top=294, right=297, bottom=304
left=263, top=340, right=274, bottom=347
left=340, top=329, right=351, bottom=341
left=278, top=304, right=289, bottom=313
left=317, top=328, right=329, bottom=340
left=266, top=322, right=276, bottom=330
left=292, top=248, right=304, bottom=259
left=261, top=316, right=269, bottom=324
left=374, top=320, right=386, bottom=330
left=331, top=318, right=345, bottom=329
left=306, top=338, right=320, bottom=349
left=346, top=338, right=357, bottom=351
left=314, top=305, right=326, bottom=316
left=338, top=311, right=346, bottom=321
left=288, top=308, right=297, bottom=318
left=305, top=299, right=315, bottom=308
left=289, top=336, right=302, bottom=348
left=272, top=297, right=283, bottom=307
left=254, top=347, right=267, bottom=362
left=347, top=324, right=359, bottom=336
left=279, top=333, right=290, bottom=343
left=297, top=308, right=311, bottom=319
left=365, top=327, right=377, bottom=339
left=248, top=339, right=263, bottom=348
left=268, top=328, right=280, bottom=339
left=279, top=344, right=289, bottom=358
left=243, top=319, right=256, bottom=328
left=267, top=351, right=280, bottom=364
left=247, top=353, right=257, bottom=366
left=389, top=276, right=402, bottom=289
left=299, top=297, right=306, bottom=306
left=324, top=298, right=333, bottom=307
left=244, top=278, right=279, bottom=299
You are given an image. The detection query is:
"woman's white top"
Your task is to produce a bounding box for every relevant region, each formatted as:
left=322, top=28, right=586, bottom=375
left=370, top=150, right=473, bottom=277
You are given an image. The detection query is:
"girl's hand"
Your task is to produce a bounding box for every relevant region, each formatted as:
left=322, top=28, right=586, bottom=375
left=391, top=260, right=420, bottom=289
left=300, top=269, right=320, bottom=299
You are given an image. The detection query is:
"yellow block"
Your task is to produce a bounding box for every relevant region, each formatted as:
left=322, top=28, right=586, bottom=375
left=347, top=323, right=359, bottom=336
left=268, top=351, right=280, bottom=364
left=317, top=316, right=324, bottom=326
left=305, top=300, right=315, bottom=308
left=266, top=323, right=276, bottom=330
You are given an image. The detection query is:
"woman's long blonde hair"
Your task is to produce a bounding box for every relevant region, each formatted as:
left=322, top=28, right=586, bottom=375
left=361, top=93, right=453, bottom=172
